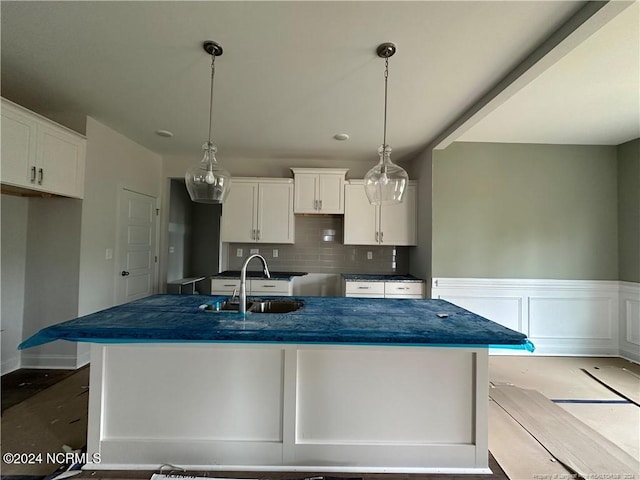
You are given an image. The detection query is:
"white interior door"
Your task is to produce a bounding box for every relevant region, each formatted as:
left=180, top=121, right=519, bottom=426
left=116, top=188, right=158, bottom=304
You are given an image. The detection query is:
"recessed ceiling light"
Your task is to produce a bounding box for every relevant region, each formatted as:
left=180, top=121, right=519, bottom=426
left=155, top=129, right=174, bottom=138
left=333, top=133, right=350, bottom=141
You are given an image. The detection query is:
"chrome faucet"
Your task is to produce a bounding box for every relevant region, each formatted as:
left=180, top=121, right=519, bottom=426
left=239, top=254, right=271, bottom=314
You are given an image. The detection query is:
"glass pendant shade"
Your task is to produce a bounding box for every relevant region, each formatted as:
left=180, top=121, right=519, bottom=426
left=364, top=145, right=408, bottom=206
left=185, top=142, right=231, bottom=203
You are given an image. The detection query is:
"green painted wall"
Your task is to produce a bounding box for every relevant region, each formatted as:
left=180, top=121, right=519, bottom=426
left=617, top=138, right=640, bottom=283
left=432, top=142, right=618, bottom=280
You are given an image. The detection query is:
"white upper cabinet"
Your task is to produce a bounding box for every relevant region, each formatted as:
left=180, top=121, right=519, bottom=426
left=221, top=178, right=294, bottom=244
left=1, top=98, right=86, bottom=198
left=291, top=168, right=348, bottom=214
left=344, top=180, right=417, bottom=246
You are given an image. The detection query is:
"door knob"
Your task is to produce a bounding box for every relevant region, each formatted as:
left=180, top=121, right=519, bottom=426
left=121, top=271, right=130, bottom=276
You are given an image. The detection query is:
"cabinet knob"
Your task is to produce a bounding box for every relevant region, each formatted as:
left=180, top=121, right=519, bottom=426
left=121, top=271, right=130, bottom=276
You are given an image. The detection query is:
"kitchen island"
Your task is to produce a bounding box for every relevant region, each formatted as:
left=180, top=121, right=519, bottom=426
left=20, top=295, right=532, bottom=474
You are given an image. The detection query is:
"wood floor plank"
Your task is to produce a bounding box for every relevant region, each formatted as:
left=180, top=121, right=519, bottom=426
left=582, top=366, right=640, bottom=406
left=490, top=385, right=640, bottom=478
left=489, top=399, right=572, bottom=479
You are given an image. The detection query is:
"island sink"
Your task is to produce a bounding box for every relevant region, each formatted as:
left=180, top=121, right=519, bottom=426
left=201, top=298, right=303, bottom=314
left=249, top=299, right=303, bottom=313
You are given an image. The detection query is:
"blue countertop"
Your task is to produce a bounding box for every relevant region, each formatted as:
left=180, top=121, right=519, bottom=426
left=212, top=271, right=308, bottom=280
left=342, top=274, right=423, bottom=282
left=19, top=295, right=532, bottom=351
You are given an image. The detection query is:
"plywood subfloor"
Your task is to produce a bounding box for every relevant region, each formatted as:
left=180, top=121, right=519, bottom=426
left=1, top=367, right=90, bottom=476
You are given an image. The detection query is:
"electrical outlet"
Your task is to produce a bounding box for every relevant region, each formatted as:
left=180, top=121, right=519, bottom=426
left=273, top=249, right=279, bottom=258
left=105, top=248, right=113, bottom=260
left=168, top=246, right=175, bottom=254
left=236, top=248, right=243, bottom=257
left=250, top=248, right=259, bottom=254
left=367, top=251, right=373, bottom=260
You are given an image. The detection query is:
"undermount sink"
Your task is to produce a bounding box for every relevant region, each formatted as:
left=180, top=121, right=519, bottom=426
left=248, top=300, right=303, bottom=314
left=201, top=299, right=303, bottom=314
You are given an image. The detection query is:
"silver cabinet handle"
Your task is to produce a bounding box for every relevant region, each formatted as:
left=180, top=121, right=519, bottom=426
left=314, top=199, right=318, bottom=210
left=357, top=286, right=370, bottom=289
left=257, top=229, right=260, bottom=240
left=375, top=231, right=379, bottom=242
left=38, top=168, right=43, bottom=185
left=31, top=166, right=37, bottom=183
left=252, top=229, right=256, bottom=240
left=380, top=231, right=384, bottom=243
left=319, top=199, right=323, bottom=210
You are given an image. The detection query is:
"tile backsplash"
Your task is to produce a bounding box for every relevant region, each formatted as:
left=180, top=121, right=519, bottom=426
left=227, top=215, right=409, bottom=274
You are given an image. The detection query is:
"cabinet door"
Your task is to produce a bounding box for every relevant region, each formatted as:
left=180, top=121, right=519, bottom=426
left=379, top=184, right=417, bottom=246
left=343, top=183, right=378, bottom=245
left=36, top=123, right=86, bottom=198
left=293, top=174, right=318, bottom=213
left=317, top=174, right=344, bottom=213
left=257, top=182, right=294, bottom=244
left=221, top=182, right=258, bottom=242
left=1, top=103, right=37, bottom=188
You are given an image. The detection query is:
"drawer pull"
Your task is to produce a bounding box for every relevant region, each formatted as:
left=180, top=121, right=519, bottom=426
left=223, top=284, right=236, bottom=287
left=357, top=286, right=370, bottom=289
left=260, top=285, right=276, bottom=288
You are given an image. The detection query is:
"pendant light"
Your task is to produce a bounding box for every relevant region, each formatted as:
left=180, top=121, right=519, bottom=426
left=364, top=42, right=408, bottom=206
left=185, top=41, right=231, bottom=203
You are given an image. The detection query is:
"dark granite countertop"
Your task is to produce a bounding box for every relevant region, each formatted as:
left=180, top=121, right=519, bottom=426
left=342, top=274, right=424, bottom=282
left=212, top=271, right=308, bottom=280
left=19, top=294, right=532, bottom=351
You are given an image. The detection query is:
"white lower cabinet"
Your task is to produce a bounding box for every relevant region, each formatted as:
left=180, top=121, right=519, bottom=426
left=211, top=278, right=292, bottom=296
left=1, top=98, right=85, bottom=198
left=221, top=178, right=294, bottom=244
left=344, top=180, right=417, bottom=246
left=345, top=280, right=424, bottom=299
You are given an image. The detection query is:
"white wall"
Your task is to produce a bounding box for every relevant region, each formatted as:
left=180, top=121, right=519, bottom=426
left=1, top=195, right=29, bottom=374
left=76, top=118, right=163, bottom=364
left=78, top=118, right=163, bottom=315
left=21, top=197, right=82, bottom=368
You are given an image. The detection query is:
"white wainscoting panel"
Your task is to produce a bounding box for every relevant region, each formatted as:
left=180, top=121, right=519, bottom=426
left=620, top=282, right=640, bottom=362
left=432, top=278, right=624, bottom=357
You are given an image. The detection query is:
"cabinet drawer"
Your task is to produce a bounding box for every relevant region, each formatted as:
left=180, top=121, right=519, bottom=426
left=384, top=282, right=424, bottom=297
left=251, top=280, right=291, bottom=295
left=211, top=279, right=241, bottom=294
left=345, top=281, right=385, bottom=295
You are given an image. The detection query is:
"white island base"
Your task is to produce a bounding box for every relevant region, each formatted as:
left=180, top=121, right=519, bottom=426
left=86, top=343, right=489, bottom=474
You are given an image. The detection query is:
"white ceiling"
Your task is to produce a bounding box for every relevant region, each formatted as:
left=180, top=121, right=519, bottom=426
left=456, top=1, right=640, bottom=146
left=1, top=1, right=635, bottom=165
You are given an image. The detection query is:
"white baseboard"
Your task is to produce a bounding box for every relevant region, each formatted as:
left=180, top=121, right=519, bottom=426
left=1, top=356, right=21, bottom=375
left=76, top=349, right=91, bottom=368
left=20, top=353, right=80, bottom=369
left=432, top=278, right=632, bottom=357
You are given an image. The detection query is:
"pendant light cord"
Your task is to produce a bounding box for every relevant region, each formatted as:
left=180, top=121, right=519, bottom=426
left=207, top=54, right=216, bottom=146
left=382, top=57, right=389, bottom=148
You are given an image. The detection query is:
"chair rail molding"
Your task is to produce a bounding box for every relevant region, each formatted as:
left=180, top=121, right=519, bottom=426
left=432, top=278, right=638, bottom=362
